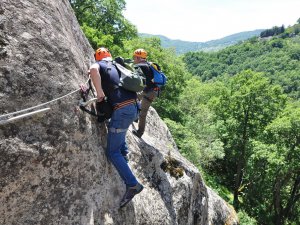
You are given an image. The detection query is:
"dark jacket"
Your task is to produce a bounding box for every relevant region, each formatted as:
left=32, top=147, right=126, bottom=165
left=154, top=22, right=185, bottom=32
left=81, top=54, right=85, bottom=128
left=134, top=62, right=156, bottom=91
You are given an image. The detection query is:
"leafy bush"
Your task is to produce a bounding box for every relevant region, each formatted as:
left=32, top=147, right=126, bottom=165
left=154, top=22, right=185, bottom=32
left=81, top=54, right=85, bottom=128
left=238, top=211, right=257, bottom=225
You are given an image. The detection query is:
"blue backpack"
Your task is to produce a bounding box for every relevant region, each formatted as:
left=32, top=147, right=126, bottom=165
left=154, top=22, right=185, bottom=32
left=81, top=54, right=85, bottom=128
left=148, top=62, right=167, bottom=88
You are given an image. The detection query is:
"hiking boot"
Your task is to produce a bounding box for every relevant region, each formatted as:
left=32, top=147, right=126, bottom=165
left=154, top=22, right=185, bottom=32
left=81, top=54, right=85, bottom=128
left=120, top=183, right=144, bottom=208
left=132, top=130, right=142, bottom=138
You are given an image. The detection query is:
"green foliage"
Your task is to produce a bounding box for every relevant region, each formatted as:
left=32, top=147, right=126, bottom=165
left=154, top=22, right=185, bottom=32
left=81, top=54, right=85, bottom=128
left=171, top=54, right=297, bottom=224
left=183, top=35, right=300, bottom=99
left=80, top=23, right=114, bottom=50
left=178, top=77, right=226, bottom=165
left=260, top=25, right=285, bottom=38
left=270, top=38, right=284, bottom=48
left=245, top=101, right=300, bottom=224
left=212, top=70, right=286, bottom=209
left=164, top=118, right=201, bottom=166
left=181, top=33, right=300, bottom=224
left=203, top=173, right=234, bottom=204
left=69, top=0, right=137, bottom=50
left=285, top=24, right=300, bottom=37
left=237, top=211, right=258, bottom=225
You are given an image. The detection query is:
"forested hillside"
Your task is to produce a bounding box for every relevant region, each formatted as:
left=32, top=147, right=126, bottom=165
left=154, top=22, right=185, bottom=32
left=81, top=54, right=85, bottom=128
left=69, top=1, right=299, bottom=224
left=179, top=26, right=300, bottom=225
left=140, top=30, right=263, bottom=54
left=183, top=34, right=300, bottom=98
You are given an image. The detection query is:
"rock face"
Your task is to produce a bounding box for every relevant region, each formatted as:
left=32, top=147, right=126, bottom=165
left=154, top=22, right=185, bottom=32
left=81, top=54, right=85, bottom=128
left=0, top=0, right=239, bottom=224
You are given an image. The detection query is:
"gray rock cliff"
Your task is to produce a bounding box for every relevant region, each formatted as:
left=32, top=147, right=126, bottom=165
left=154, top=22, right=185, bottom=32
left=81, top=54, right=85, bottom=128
left=0, top=0, right=239, bottom=224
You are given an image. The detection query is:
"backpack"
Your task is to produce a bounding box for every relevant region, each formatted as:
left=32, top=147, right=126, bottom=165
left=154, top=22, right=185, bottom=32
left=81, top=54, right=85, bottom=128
left=112, top=62, right=145, bottom=92
left=148, top=62, right=167, bottom=88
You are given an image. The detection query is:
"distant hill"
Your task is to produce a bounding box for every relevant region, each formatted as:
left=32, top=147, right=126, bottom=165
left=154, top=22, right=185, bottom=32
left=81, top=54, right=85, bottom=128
left=140, top=30, right=264, bottom=54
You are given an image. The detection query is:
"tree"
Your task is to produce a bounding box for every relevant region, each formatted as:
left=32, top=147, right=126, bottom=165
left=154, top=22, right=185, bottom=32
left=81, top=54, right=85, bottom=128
left=264, top=102, right=300, bottom=225
left=212, top=70, right=286, bottom=209
left=69, top=0, right=137, bottom=51
left=246, top=101, right=300, bottom=224
left=178, top=78, right=226, bottom=166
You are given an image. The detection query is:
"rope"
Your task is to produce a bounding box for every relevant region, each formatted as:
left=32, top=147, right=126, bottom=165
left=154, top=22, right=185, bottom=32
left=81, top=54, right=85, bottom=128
left=0, top=108, right=51, bottom=126
left=0, top=77, right=91, bottom=120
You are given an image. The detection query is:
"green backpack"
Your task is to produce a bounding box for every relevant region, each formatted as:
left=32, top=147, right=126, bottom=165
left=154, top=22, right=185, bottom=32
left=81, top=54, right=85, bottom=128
left=112, top=61, right=145, bottom=92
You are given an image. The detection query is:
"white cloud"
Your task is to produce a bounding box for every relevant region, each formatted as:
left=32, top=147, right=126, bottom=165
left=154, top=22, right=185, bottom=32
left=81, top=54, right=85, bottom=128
left=123, top=0, right=300, bottom=42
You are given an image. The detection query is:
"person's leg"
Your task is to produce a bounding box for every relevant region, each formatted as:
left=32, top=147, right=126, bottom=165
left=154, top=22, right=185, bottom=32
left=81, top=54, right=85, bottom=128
left=136, top=90, right=157, bottom=136
left=106, top=130, right=137, bottom=185
left=106, top=104, right=138, bottom=186
left=106, top=103, right=144, bottom=207
left=137, top=91, right=143, bottom=101
left=120, top=142, right=129, bottom=162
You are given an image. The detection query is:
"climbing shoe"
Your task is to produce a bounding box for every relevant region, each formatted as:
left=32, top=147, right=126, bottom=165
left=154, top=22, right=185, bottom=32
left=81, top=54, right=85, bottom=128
left=120, top=183, right=144, bottom=208
left=132, top=130, right=142, bottom=138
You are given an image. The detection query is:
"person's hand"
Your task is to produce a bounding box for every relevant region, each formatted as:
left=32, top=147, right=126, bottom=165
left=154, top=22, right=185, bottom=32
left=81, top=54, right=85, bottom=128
left=97, top=96, right=105, bottom=102
left=97, top=91, right=105, bottom=102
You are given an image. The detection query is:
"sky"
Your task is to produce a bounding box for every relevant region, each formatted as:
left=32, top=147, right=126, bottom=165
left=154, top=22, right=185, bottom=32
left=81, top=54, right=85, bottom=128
left=123, top=0, right=300, bottom=42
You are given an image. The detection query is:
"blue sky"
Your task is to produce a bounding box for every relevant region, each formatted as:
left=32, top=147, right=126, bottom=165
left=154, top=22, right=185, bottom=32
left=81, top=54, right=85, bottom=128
left=123, top=0, right=300, bottom=42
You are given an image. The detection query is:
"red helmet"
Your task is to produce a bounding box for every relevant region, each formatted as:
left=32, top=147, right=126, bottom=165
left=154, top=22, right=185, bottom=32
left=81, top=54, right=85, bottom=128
left=94, top=47, right=112, bottom=61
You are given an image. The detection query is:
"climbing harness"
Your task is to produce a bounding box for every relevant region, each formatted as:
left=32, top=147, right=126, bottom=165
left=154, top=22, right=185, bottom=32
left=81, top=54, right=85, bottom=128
left=109, top=127, right=128, bottom=133
left=113, top=99, right=136, bottom=111
left=0, top=78, right=90, bottom=126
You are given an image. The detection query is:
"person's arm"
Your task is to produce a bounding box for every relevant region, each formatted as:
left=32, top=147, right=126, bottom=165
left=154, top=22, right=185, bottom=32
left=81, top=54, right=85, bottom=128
left=89, top=63, right=105, bottom=102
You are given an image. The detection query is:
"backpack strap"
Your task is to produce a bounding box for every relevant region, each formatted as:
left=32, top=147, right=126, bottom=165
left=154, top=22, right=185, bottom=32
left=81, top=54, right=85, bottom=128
left=100, top=60, right=119, bottom=96
left=149, top=62, right=161, bottom=71
left=111, top=61, right=122, bottom=78
left=135, top=62, right=149, bottom=67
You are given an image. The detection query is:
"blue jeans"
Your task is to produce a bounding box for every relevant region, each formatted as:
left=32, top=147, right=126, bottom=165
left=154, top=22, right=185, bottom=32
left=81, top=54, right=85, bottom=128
left=106, top=103, right=138, bottom=187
